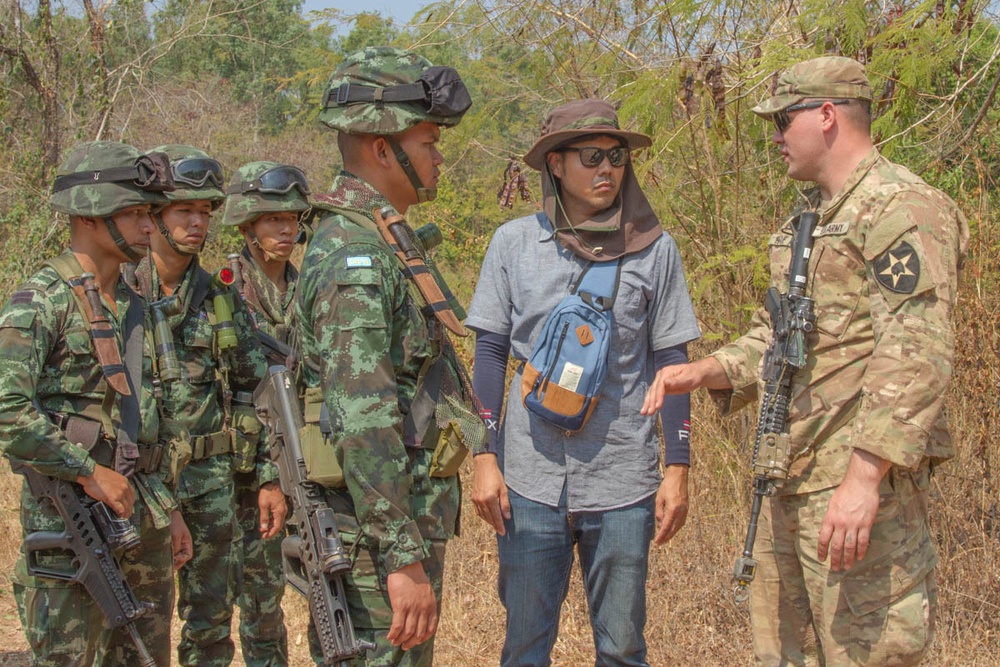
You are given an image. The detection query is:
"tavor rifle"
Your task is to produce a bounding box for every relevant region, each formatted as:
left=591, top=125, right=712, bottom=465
left=12, top=463, right=157, bottom=666
left=253, top=365, right=374, bottom=665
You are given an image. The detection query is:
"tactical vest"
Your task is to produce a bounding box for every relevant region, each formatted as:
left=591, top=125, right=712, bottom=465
left=44, top=253, right=163, bottom=477
left=297, top=204, right=485, bottom=487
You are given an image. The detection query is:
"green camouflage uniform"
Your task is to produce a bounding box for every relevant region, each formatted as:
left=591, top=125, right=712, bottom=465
left=233, top=248, right=296, bottom=667
left=0, top=254, right=180, bottom=666
left=297, top=173, right=460, bottom=667
left=220, top=159, right=314, bottom=667
left=0, top=141, right=179, bottom=667
left=711, top=143, right=968, bottom=663
left=134, top=255, right=276, bottom=667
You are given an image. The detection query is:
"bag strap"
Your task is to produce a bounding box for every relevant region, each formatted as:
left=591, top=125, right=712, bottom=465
left=573, top=258, right=622, bottom=312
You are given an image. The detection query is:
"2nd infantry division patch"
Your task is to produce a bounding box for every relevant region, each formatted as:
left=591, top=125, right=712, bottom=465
left=873, top=241, right=920, bottom=294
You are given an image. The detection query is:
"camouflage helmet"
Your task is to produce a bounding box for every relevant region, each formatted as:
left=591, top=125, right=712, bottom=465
left=220, top=161, right=312, bottom=227
left=152, top=144, right=226, bottom=205
left=318, top=46, right=472, bottom=135
left=50, top=141, right=172, bottom=217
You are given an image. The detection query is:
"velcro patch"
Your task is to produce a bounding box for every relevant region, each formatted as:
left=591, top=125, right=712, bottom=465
left=11, top=291, right=34, bottom=305
left=873, top=241, right=920, bottom=294
left=345, top=256, right=373, bottom=268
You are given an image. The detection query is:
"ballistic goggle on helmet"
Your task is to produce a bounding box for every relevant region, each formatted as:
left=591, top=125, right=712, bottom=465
left=220, top=161, right=312, bottom=227
left=152, top=144, right=226, bottom=206
left=50, top=141, right=175, bottom=217
left=318, top=46, right=472, bottom=135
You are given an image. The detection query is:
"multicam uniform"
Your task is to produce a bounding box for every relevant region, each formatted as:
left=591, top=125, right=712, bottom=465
left=709, top=150, right=968, bottom=665
left=233, top=246, right=295, bottom=667
left=134, top=256, right=275, bottom=667
left=0, top=253, right=178, bottom=666
left=296, top=173, right=468, bottom=667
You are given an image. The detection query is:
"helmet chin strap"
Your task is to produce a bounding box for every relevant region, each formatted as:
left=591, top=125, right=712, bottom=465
left=154, top=210, right=202, bottom=256
left=386, top=136, right=435, bottom=203
left=103, top=216, right=145, bottom=263
left=249, top=233, right=288, bottom=263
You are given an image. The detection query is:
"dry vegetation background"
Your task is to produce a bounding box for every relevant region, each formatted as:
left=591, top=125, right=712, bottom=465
left=2, top=0, right=1000, bottom=665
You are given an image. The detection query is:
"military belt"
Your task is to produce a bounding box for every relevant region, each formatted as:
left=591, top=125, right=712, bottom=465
left=190, top=430, right=232, bottom=460
left=51, top=412, right=163, bottom=474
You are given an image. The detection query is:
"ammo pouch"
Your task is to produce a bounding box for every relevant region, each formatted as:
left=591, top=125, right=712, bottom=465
left=159, top=417, right=192, bottom=487
left=410, top=354, right=484, bottom=478
left=230, top=391, right=260, bottom=474
left=50, top=412, right=166, bottom=476
left=302, top=386, right=345, bottom=488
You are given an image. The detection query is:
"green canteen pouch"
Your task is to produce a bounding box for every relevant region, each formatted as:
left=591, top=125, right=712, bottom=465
left=231, top=402, right=261, bottom=474
left=302, top=386, right=345, bottom=487
left=160, top=417, right=192, bottom=487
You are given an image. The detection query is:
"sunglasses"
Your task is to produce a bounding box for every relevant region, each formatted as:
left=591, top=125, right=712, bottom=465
left=773, top=99, right=850, bottom=134
left=558, top=145, right=631, bottom=168
left=227, top=166, right=311, bottom=197
left=171, top=158, right=224, bottom=188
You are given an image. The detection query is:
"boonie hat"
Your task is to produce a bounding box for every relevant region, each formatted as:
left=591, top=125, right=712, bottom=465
left=523, top=99, right=651, bottom=171
left=752, top=56, right=872, bottom=118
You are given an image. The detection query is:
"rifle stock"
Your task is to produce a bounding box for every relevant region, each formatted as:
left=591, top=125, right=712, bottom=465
left=253, top=365, right=373, bottom=665
left=12, top=463, right=156, bottom=666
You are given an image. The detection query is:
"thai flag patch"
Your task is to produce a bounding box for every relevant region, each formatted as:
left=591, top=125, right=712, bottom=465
left=345, top=256, right=373, bottom=268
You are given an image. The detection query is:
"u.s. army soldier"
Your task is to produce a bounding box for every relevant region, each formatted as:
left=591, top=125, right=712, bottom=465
left=642, top=56, right=968, bottom=665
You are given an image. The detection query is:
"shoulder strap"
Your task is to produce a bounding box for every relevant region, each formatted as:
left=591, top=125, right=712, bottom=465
left=322, top=204, right=468, bottom=337
left=574, top=257, right=622, bottom=312
left=111, top=286, right=144, bottom=477
left=43, top=254, right=131, bottom=396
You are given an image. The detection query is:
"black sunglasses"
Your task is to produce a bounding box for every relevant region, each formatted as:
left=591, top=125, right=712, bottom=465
left=773, top=99, right=850, bottom=134
left=227, top=166, right=311, bottom=197
left=558, top=145, right=631, bottom=168
left=171, top=158, right=224, bottom=188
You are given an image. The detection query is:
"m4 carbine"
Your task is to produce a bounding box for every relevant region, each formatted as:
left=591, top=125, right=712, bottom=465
left=732, top=210, right=819, bottom=603
left=253, top=365, right=374, bottom=665
left=12, top=463, right=157, bottom=666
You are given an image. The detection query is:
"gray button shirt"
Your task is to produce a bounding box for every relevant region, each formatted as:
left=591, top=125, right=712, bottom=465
left=466, top=214, right=701, bottom=512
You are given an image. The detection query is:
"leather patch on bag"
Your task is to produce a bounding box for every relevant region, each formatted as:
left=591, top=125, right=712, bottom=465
left=576, top=324, right=594, bottom=346
left=874, top=241, right=920, bottom=294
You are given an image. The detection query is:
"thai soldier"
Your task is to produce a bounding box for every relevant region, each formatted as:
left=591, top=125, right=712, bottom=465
left=296, top=46, right=483, bottom=666
left=642, top=56, right=968, bottom=665
left=0, top=140, right=193, bottom=666
left=130, top=145, right=287, bottom=667
left=219, top=160, right=313, bottom=667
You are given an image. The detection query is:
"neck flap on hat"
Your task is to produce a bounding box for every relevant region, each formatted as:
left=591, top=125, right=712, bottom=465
left=541, top=162, right=661, bottom=262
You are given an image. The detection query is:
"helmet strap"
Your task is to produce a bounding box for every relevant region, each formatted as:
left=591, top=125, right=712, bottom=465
left=386, top=136, right=435, bottom=203
left=248, top=231, right=284, bottom=263
left=103, top=216, right=145, bottom=263
left=153, top=210, right=202, bottom=256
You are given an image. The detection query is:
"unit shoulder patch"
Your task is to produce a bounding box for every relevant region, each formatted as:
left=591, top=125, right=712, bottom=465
left=873, top=241, right=920, bottom=294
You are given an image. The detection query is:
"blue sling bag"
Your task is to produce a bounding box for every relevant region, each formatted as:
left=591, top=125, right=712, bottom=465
left=520, top=257, right=622, bottom=432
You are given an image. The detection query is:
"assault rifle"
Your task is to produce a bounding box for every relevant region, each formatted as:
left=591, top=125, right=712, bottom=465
left=732, top=211, right=820, bottom=603
left=12, top=463, right=157, bottom=666
left=253, top=365, right=374, bottom=666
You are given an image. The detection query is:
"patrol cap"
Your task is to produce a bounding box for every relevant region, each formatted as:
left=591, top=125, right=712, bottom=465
left=523, top=99, right=652, bottom=171
left=318, top=46, right=472, bottom=135
left=220, top=161, right=312, bottom=227
left=752, top=56, right=873, bottom=118
left=50, top=141, right=173, bottom=217
left=152, top=144, right=226, bottom=206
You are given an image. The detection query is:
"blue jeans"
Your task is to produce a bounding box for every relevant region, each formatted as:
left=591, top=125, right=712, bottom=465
left=497, top=488, right=656, bottom=667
